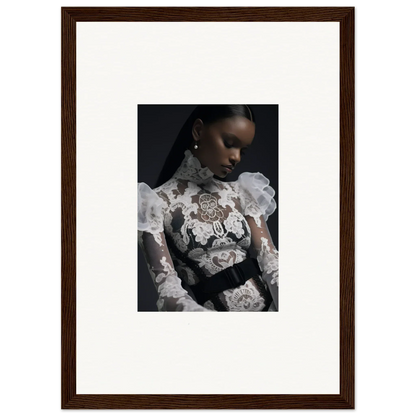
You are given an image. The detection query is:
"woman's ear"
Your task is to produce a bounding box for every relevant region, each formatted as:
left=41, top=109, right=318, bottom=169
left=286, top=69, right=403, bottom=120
left=191, top=118, right=204, bottom=142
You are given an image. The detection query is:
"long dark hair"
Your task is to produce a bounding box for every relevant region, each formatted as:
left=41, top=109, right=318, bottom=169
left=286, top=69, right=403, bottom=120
left=154, top=105, right=256, bottom=188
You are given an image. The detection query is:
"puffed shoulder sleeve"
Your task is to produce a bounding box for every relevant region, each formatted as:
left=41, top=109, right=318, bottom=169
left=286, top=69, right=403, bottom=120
left=137, top=182, right=167, bottom=234
left=235, top=172, right=277, bottom=222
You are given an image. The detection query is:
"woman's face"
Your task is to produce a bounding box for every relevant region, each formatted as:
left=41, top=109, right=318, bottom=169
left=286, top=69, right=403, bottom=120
left=190, top=116, right=255, bottom=178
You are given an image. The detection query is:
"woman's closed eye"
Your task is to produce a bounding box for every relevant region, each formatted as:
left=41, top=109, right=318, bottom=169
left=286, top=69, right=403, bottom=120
left=224, top=140, right=246, bottom=156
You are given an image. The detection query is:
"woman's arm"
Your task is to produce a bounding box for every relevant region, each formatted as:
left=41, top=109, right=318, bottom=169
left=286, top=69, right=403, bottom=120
left=138, top=229, right=212, bottom=311
left=245, top=214, right=279, bottom=310
left=233, top=171, right=278, bottom=310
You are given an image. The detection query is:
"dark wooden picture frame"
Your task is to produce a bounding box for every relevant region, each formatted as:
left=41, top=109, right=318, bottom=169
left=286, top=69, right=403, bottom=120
left=62, top=7, right=354, bottom=409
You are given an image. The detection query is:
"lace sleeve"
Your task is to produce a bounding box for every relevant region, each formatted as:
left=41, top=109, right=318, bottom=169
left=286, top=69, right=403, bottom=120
left=138, top=182, right=211, bottom=312
left=235, top=173, right=279, bottom=311
left=245, top=215, right=279, bottom=311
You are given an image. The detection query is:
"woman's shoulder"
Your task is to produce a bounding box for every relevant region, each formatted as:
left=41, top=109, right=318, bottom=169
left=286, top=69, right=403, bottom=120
left=137, top=181, right=170, bottom=232
left=137, top=181, right=165, bottom=202
left=231, top=172, right=277, bottom=221
left=232, top=172, right=275, bottom=193
left=138, top=179, right=174, bottom=201
left=137, top=181, right=161, bottom=200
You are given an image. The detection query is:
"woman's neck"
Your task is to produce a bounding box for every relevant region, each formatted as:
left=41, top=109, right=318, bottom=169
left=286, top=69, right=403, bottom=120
left=172, top=149, right=215, bottom=185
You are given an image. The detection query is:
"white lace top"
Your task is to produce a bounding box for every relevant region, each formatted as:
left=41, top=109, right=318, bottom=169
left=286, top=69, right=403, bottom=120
left=137, top=149, right=279, bottom=312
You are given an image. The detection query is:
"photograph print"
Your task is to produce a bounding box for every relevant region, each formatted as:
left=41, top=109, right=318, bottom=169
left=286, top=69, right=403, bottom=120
left=138, top=105, right=279, bottom=312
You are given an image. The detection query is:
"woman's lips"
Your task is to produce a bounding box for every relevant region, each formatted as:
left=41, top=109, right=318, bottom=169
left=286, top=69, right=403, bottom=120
left=222, top=165, right=233, bottom=173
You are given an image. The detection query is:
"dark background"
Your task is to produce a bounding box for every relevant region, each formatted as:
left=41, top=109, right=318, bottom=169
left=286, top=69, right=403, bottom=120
left=138, top=105, right=278, bottom=311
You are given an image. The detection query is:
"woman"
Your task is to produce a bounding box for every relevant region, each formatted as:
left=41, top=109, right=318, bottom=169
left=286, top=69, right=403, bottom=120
left=137, top=105, right=279, bottom=311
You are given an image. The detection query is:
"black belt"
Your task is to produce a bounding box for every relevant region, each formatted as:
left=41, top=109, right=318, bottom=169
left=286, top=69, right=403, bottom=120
left=164, top=232, right=269, bottom=309
left=190, top=257, right=262, bottom=305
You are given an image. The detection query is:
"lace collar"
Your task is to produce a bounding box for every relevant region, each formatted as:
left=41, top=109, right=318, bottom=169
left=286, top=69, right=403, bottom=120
left=172, top=149, right=215, bottom=184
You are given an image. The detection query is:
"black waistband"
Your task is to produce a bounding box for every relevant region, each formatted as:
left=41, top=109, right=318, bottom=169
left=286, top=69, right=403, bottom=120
left=164, top=232, right=266, bottom=309
left=190, top=257, right=262, bottom=305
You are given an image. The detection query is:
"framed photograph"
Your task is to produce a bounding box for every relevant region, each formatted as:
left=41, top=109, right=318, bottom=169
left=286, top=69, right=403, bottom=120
left=62, top=7, right=354, bottom=409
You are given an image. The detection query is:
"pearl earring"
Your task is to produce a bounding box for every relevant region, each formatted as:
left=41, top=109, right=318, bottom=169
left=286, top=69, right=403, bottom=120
left=194, top=143, right=198, bottom=149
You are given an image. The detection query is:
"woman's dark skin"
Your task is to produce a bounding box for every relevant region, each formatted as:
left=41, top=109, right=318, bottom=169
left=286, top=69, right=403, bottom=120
left=189, top=116, right=255, bottom=178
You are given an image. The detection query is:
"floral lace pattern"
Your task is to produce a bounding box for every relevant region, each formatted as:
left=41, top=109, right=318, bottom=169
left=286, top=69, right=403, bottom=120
left=223, top=280, right=266, bottom=311
left=138, top=149, right=279, bottom=311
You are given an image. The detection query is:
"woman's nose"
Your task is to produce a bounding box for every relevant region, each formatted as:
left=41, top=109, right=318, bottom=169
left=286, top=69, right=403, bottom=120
left=230, top=150, right=241, bottom=165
